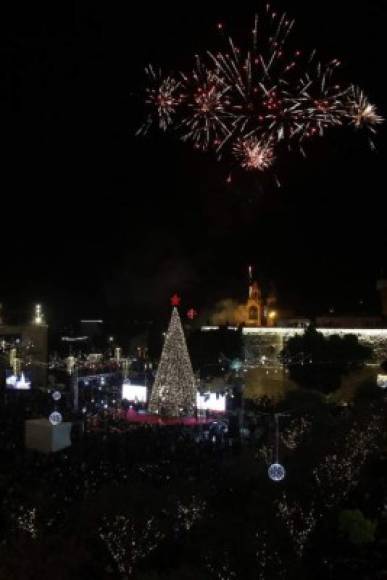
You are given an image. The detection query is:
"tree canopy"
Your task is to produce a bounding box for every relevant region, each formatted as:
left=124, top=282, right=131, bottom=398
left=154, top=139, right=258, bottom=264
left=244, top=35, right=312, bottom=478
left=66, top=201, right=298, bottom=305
left=339, top=509, right=377, bottom=545
left=281, top=326, right=372, bottom=393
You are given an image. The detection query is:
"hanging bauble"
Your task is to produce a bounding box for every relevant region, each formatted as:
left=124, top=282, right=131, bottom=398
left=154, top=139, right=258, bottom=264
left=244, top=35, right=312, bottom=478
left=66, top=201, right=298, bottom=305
left=268, top=462, right=286, bottom=482
left=49, top=411, right=63, bottom=426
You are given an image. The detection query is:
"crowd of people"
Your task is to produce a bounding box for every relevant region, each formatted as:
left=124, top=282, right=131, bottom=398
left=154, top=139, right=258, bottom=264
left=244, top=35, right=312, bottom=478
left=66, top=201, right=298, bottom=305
left=1, top=385, right=387, bottom=579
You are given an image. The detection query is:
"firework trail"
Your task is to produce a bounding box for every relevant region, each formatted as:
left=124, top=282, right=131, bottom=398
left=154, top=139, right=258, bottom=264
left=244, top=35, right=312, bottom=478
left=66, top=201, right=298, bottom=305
left=137, top=4, right=382, bottom=176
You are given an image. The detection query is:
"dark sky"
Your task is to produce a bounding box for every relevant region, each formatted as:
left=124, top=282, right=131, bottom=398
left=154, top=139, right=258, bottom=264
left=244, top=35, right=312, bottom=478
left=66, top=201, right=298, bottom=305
left=0, top=1, right=386, bottom=328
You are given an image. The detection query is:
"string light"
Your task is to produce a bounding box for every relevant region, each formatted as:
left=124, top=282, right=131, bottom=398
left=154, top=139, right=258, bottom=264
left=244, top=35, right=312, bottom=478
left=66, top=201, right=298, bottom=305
left=99, top=515, right=165, bottom=577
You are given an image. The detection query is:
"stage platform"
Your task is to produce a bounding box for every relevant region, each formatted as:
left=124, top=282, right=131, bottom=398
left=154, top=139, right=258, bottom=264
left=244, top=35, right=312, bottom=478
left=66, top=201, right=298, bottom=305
left=123, top=408, right=221, bottom=426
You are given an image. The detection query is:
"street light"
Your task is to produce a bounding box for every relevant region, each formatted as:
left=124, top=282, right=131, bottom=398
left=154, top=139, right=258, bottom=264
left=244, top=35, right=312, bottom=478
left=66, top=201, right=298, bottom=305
left=34, top=304, right=44, bottom=325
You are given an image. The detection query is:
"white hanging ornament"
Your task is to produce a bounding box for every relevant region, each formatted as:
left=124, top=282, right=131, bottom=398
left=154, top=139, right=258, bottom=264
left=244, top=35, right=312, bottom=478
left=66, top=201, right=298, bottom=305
left=52, top=391, right=61, bottom=401
left=268, top=413, right=286, bottom=482
left=268, top=462, right=286, bottom=481
left=49, top=411, right=63, bottom=426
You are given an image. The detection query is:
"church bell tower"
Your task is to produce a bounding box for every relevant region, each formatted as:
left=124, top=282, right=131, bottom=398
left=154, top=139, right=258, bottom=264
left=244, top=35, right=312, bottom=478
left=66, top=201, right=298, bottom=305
left=246, top=266, right=263, bottom=326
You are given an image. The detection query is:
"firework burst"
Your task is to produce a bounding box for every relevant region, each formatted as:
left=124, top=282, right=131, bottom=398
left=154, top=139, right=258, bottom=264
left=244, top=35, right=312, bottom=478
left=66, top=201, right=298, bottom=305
left=137, top=4, right=382, bottom=178
left=180, top=59, right=231, bottom=150
left=233, top=136, right=275, bottom=171
left=137, top=65, right=182, bottom=135
left=286, top=60, right=351, bottom=142
left=347, top=86, right=384, bottom=130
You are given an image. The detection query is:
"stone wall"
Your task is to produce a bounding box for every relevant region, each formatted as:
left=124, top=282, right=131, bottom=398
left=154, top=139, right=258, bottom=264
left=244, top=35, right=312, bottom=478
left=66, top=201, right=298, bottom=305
left=243, top=327, right=387, bottom=366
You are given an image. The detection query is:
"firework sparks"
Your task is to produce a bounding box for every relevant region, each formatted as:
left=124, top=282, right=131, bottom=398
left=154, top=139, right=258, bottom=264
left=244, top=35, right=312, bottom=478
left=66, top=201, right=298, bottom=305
left=180, top=60, right=231, bottom=150
left=137, top=4, right=382, bottom=178
left=233, top=136, right=275, bottom=171
left=137, top=65, right=182, bottom=134
left=347, top=86, right=383, bottom=130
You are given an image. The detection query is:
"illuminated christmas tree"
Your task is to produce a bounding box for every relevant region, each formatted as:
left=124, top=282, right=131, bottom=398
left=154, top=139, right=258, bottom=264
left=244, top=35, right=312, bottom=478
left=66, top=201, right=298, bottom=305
left=149, top=306, right=196, bottom=417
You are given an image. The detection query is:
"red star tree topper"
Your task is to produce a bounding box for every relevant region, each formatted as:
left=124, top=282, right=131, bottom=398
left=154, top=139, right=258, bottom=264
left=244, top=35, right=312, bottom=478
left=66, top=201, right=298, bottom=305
left=170, top=293, right=181, bottom=307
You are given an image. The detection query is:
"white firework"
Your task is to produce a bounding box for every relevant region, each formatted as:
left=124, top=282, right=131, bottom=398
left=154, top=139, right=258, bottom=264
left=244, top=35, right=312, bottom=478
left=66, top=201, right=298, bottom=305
left=348, top=87, right=383, bottom=130
left=233, top=135, right=275, bottom=171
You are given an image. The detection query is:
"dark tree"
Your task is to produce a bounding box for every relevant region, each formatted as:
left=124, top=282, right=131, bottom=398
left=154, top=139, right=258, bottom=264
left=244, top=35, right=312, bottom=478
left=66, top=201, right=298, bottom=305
left=281, top=325, right=372, bottom=393
left=338, top=509, right=377, bottom=545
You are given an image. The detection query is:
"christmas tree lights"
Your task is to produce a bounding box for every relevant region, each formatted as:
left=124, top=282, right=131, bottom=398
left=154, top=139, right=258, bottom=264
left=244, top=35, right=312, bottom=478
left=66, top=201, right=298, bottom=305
left=149, top=307, right=196, bottom=417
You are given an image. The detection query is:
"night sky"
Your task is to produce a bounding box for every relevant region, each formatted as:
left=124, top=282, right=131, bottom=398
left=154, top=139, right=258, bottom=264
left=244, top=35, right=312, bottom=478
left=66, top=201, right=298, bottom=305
left=1, top=1, right=386, bottom=329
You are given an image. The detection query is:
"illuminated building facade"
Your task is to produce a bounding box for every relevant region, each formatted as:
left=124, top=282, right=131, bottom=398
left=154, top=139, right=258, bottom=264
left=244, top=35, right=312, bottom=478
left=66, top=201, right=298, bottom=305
left=211, top=266, right=278, bottom=327
left=205, top=277, right=387, bottom=374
